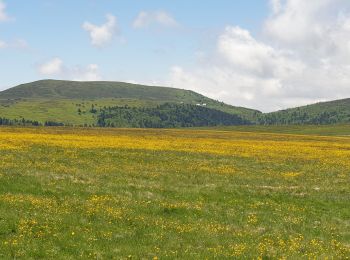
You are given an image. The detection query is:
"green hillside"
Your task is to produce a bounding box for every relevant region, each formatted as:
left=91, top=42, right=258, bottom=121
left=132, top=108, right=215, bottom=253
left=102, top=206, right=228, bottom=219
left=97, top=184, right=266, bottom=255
left=0, top=80, right=259, bottom=126
left=260, top=98, right=350, bottom=125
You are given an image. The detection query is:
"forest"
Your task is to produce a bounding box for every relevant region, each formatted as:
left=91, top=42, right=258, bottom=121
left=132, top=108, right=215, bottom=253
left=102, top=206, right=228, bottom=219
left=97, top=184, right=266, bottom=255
left=97, top=103, right=250, bottom=128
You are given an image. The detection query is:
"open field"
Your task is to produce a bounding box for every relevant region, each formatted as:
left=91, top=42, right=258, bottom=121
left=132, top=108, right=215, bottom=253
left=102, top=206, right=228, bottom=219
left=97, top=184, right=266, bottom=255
left=0, top=126, right=349, bottom=258
left=199, top=124, right=350, bottom=136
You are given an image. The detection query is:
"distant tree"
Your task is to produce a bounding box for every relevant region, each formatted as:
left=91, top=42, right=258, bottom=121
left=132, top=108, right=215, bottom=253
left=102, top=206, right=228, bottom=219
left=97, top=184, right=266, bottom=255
left=45, top=121, right=64, bottom=127
left=90, top=104, right=97, bottom=114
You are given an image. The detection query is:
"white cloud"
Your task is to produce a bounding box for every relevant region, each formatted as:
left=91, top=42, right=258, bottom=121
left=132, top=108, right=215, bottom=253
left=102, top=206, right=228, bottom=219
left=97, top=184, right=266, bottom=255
left=133, top=11, right=178, bottom=29
left=265, top=0, right=350, bottom=50
left=72, top=64, right=101, bottom=81
left=0, top=0, right=10, bottom=22
left=217, top=26, right=303, bottom=77
left=169, top=26, right=305, bottom=111
left=38, top=58, right=63, bottom=75
left=168, top=1, right=350, bottom=112
left=82, top=14, right=118, bottom=47
left=38, top=58, right=101, bottom=81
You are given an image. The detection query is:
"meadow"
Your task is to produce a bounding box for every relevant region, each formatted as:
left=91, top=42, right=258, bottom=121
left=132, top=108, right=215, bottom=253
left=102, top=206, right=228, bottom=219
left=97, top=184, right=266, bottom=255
left=0, top=126, right=349, bottom=259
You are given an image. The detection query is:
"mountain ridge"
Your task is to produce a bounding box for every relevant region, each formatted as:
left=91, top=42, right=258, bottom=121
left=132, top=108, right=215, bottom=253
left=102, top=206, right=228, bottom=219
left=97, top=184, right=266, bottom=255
left=0, top=79, right=204, bottom=100
left=0, top=79, right=259, bottom=126
left=1, top=79, right=350, bottom=126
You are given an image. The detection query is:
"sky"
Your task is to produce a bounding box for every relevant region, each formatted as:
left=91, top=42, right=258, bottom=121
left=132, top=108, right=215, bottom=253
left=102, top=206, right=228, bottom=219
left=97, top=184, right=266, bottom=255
left=1, top=0, right=350, bottom=112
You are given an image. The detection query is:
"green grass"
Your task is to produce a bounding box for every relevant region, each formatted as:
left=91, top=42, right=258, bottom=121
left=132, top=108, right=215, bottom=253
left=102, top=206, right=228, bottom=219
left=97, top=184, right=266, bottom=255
left=199, top=124, right=350, bottom=136
left=0, top=126, right=349, bottom=258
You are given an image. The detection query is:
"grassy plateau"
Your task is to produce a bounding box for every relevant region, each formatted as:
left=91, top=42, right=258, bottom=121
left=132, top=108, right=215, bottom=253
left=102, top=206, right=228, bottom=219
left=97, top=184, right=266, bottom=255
left=0, top=126, right=349, bottom=259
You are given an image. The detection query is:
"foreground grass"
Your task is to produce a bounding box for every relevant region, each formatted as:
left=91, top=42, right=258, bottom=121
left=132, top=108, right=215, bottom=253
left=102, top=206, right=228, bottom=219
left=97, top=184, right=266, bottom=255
left=199, top=124, right=350, bottom=136
left=0, top=127, right=349, bottom=259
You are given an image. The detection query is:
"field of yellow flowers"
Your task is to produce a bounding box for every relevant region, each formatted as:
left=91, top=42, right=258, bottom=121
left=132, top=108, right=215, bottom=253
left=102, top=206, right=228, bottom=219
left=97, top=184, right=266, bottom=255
left=0, top=126, right=349, bottom=259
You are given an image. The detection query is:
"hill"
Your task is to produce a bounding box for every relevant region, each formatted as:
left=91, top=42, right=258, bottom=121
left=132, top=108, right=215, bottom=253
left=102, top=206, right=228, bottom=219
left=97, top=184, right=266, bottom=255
left=260, top=98, right=350, bottom=125
left=3, top=80, right=350, bottom=127
left=0, top=80, right=208, bottom=101
left=0, top=80, right=260, bottom=126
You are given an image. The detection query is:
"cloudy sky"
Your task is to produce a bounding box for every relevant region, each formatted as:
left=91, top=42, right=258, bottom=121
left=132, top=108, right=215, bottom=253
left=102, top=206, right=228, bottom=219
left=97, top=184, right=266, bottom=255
left=1, top=0, right=350, bottom=111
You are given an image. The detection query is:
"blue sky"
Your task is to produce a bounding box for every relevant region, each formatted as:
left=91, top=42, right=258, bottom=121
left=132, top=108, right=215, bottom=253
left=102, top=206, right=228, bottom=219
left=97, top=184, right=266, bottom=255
left=1, top=0, right=350, bottom=111
left=0, top=0, right=268, bottom=87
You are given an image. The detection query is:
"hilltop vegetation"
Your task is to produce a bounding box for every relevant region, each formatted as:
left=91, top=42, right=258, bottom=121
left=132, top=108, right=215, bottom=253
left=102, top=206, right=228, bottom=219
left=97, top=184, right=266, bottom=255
left=0, top=80, right=202, bottom=101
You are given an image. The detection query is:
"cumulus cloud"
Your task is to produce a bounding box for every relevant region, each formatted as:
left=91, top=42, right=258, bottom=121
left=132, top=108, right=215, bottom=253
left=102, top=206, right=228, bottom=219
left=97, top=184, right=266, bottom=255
left=71, top=64, right=101, bottom=81
left=38, top=58, right=101, bottom=81
left=217, top=26, right=303, bottom=78
left=0, top=0, right=10, bottom=22
left=264, top=0, right=350, bottom=62
left=38, top=58, right=63, bottom=75
left=168, top=0, right=350, bottom=112
left=169, top=26, right=306, bottom=111
left=82, top=14, right=118, bottom=47
left=133, top=11, right=178, bottom=29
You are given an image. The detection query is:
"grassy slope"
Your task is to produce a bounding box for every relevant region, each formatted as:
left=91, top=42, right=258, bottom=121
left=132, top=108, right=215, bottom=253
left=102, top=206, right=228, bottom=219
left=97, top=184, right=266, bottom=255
left=0, top=127, right=349, bottom=258
left=264, top=98, right=350, bottom=124
left=0, top=80, right=260, bottom=124
left=0, top=98, right=165, bottom=125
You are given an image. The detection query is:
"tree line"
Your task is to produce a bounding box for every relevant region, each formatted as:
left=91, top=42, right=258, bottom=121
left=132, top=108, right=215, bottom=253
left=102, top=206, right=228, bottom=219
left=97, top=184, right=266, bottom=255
left=3, top=103, right=350, bottom=128
left=0, top=117, right=64, bottom=127
left=258, top=109, right=350, bottom=125
left=97, top=103, right=251, bottom=128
